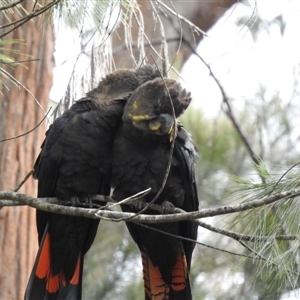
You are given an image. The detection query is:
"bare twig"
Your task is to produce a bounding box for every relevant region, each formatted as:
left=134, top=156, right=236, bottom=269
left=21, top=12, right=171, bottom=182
left=0, top=107, right=51, bottom=143
left=155, top=0, right=208, bottom=37
left=112, top=37, right=181, bottom=55
left=137, top=222, right=265, bottom=260
left=163, top=0, right=183, bottom=75
left=150, top=1, right=169, bottom=76
left=268, top=162, right=300, bottom=196
left=14, top=169, right=34, bottom=192
left=193, top=216, right=297, bottom=242
left=0, top=67, right=48, bottom=118
left=0, top=58, right=40, bottom=65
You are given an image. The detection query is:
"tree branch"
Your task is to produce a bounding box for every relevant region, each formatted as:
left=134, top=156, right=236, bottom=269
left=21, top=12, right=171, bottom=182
left=1, top=188, right=300, bottom=224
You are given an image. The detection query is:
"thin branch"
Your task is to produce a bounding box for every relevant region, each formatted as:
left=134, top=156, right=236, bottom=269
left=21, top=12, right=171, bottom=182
left=0, top=66, right=48, bottom=118
left=155, top=0, right=208, bottom=37
left=137, top=222, right=263, bottom=260
left=112, top=37, right=181, bottom=55
left=194, top=217, right=297, bottom=242
left=0, top=107, right=51, bottom=143
left=268, top=162, right=300, bottom=196
left=174, top=32, right=265, bottom=182
left=14, top=169, right=34, bottom=192
left=162, top=0, right=183, bottom=75
left=150, top=1, right=169, bottom=76
left=0, top=58, right=40, bottom=65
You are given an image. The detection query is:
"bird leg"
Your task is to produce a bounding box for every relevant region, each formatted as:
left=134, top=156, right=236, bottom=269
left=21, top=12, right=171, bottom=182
left=70, top=196, right=93, bottom=208
left=129, top=197, right=147, bottom=212
left=161, top=200, right=175, bottom=214
left=70, top=197, right=80, bottom=207
left=128, top=198, right=176, bottom=214
left=87, top=195, right=93, bottom=208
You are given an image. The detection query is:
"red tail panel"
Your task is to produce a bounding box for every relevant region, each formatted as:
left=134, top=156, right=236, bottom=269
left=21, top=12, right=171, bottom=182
left=171, top=253, right=188, bottom=291
left=70, top=255, right=81, bottom=285
left=47, top=273, right=66, bottom=294
left=35, top=232, right=51, bottom=279
left=141, top=250, right=189, bottom=300
left=35, top=233, right=67, bottom=293
left=142, top=251, right=170, bottom=299
left=34, top=232, right=82, bottom=295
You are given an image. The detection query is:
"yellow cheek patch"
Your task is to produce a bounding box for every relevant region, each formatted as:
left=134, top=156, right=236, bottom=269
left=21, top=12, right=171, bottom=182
left=132, top=101, right=138, bottom=109
left=129, top=114, right=151, bottom=121
left=149, top=121, right=161, bottom=131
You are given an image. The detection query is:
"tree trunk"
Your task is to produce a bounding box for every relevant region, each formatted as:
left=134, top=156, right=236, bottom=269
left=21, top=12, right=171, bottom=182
left=0, top=4, right=54, bottom=299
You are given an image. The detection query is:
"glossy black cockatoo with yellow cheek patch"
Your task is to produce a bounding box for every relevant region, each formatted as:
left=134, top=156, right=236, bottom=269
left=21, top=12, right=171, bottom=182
left=111, top=77, right=199, bottom=300
left=25, top=65, right=160, bottom=300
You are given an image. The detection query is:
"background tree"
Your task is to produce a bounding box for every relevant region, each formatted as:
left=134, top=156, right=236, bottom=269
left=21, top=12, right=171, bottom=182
left=0, top=1, right=54, bottom=298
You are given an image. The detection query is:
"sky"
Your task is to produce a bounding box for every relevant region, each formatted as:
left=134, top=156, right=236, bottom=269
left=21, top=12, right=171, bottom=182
left=181, top=0, right=300, bottom=118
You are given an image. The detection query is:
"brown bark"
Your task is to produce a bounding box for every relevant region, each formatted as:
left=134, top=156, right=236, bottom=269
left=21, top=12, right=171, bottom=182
left=0, top=3, right=54, bottom=299
left=112, top=0, right=239, bottom=69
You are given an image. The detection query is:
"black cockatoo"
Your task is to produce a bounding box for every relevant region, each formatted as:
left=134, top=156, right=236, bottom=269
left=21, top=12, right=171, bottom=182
left=111, top=77, right=199, bottom=300
left=25, top=65, right=160, bottom=300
